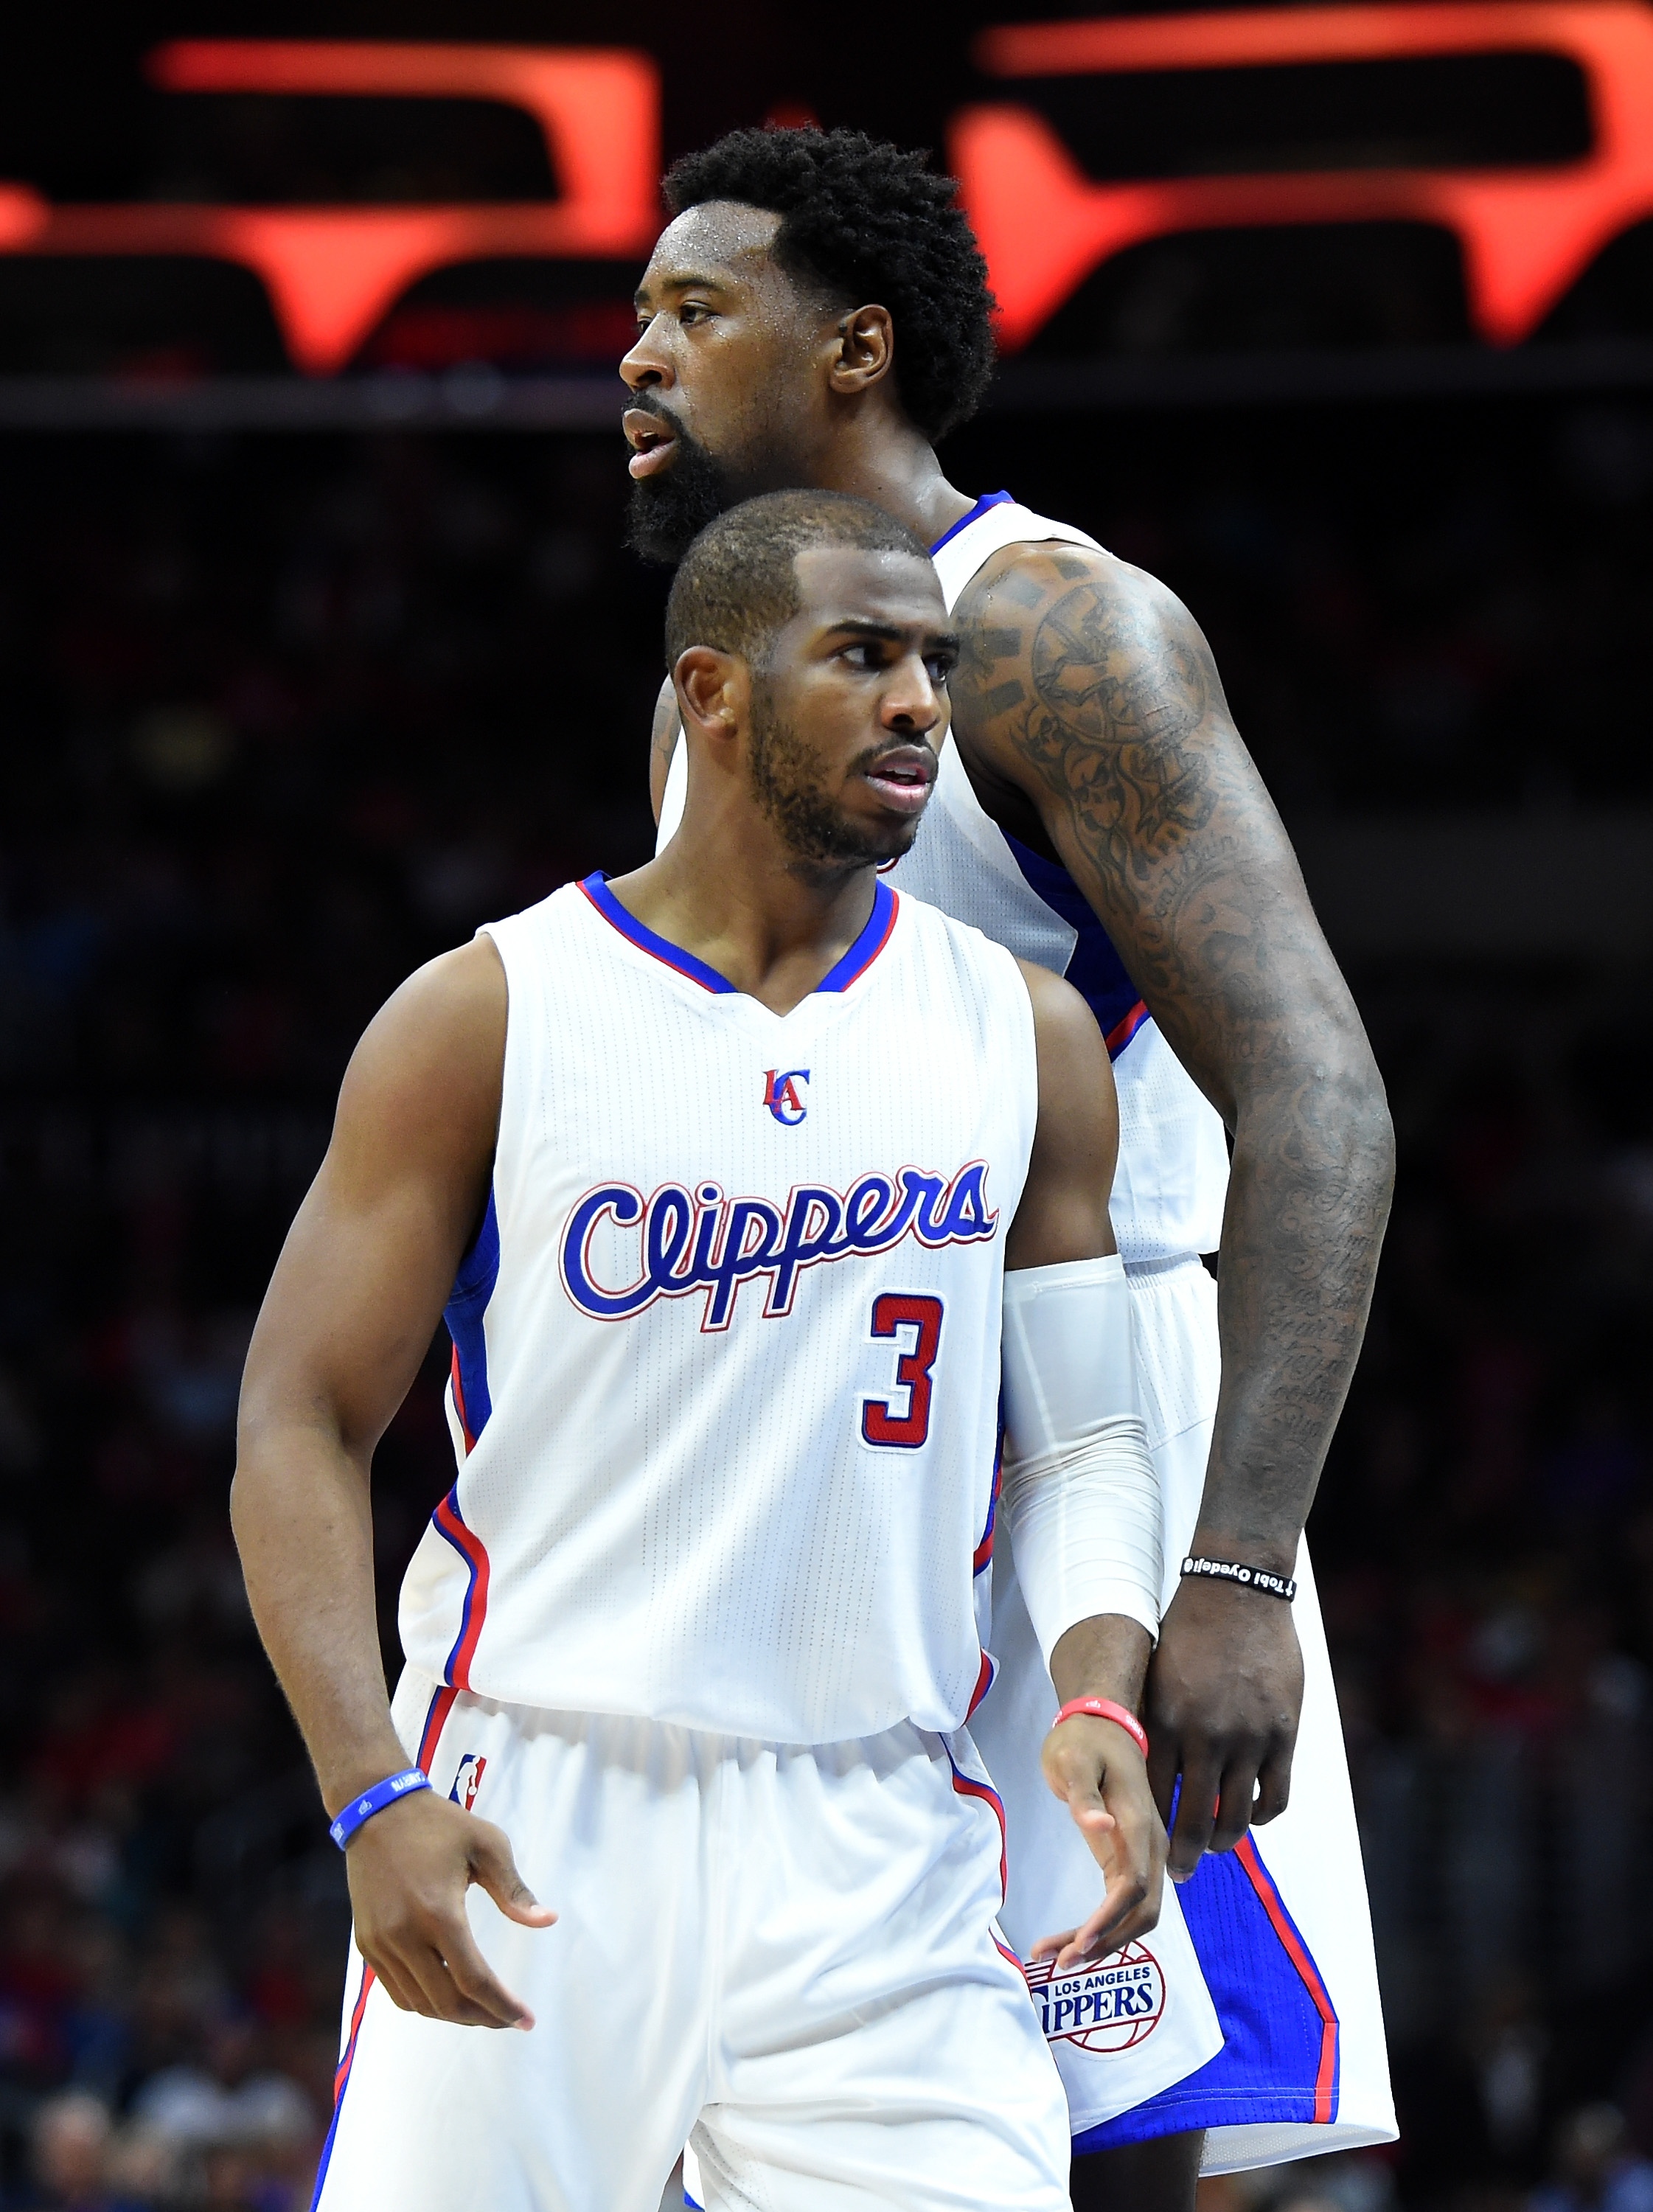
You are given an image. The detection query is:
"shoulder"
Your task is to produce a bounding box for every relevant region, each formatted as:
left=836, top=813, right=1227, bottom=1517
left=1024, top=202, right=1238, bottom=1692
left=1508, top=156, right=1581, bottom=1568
left=955, top=535, right=1190, bottom=642
left=337, top=935, right=507, bottom=1153
left=1015, top=957, right=1110, bottom=1074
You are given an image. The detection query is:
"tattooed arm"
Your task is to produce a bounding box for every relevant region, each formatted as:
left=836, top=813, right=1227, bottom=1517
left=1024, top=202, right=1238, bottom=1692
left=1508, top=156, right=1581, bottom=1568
left=950, top=543, right=1394, bottom=1879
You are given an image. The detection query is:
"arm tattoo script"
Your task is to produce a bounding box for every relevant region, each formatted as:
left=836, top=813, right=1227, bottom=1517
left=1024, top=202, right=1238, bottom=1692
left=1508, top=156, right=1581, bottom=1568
left=951, top=547, right=1394, bottom=1551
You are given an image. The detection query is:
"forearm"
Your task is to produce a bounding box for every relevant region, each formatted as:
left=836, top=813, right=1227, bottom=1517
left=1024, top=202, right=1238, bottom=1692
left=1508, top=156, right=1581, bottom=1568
left=1051, top=1613, right=1151, bottom=1711
left=1197, top=1056, right=1395, bottom=1562
left=231, top=1420, right=408, bottom=1815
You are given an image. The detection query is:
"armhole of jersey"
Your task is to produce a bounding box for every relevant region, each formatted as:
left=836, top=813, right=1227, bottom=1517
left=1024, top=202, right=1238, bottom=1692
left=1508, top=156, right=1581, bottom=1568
left=657, top=732, right=687, bottom=855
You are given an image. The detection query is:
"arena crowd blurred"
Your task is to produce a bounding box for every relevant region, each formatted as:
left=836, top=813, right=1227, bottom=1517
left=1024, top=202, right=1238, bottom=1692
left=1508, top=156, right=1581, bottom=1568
left=0, top=392, right=1650, bottom=2209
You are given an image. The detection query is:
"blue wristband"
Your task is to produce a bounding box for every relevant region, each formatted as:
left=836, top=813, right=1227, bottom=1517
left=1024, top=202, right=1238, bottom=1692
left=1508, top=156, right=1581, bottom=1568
left=329, top=1768, right=431, bottom=1850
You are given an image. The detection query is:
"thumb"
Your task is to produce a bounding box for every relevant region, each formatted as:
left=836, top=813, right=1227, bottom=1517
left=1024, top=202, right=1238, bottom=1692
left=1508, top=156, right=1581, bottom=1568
left=469, top=1822, right=557, bottom=1927
left=1063, top=1773, right=1118, bottom=1843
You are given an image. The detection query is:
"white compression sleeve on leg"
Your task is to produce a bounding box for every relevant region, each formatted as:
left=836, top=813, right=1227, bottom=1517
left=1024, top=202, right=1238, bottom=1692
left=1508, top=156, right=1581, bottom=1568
left=1000, top=1253, right=1163, bottom=1670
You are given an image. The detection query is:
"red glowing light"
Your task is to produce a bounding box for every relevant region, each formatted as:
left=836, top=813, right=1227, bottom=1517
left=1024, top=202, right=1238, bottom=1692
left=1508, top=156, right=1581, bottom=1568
left=957, top=3, right=1653, bottom=350
left=0, top=42, right=659, bottom=375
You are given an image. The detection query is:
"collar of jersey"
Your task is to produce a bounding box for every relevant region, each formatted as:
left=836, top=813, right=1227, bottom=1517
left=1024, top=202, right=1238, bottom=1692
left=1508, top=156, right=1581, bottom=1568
left=930, top=489, right=1014, bottom=556
left=580, top=872, right=899, bottom=1002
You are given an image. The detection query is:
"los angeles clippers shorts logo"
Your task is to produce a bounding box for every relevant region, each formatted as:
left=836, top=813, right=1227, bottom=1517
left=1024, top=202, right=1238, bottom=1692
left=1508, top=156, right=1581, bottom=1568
left=1025, top=1943, right=1166, bottom=2053
left=450, top=1753, right=487, bottom=1812
left=763, top=1069, right=810, bottom=1125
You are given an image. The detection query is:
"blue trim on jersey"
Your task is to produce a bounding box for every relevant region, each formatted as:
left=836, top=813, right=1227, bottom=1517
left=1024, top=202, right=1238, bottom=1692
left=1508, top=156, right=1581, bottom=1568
left=929, top=490, right=1014, bottom=556
left=1000, top=830, right=1149, bottom=1055
left=444, top=1189, right=499, bottom=1441
left=580, top=873, right=737, bottom=994
left=582, top=872, right=896, bottom=998
left=1071, top=1837, right=1340, bottom=2152
left=816, top=879, right=897, bottom=992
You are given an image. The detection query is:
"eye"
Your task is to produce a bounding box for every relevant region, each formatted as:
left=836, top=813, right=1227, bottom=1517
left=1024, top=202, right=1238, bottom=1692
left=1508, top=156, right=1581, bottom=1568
left=678, top=302, right=714, bottom=326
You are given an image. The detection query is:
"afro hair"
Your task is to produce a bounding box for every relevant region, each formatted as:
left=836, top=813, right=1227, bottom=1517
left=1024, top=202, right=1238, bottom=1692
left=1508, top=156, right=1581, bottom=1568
left=662, top=126, right=996, bottom=444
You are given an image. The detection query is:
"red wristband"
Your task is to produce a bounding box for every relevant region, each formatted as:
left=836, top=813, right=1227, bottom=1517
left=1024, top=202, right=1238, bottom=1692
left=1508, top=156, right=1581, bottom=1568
left=1051, top=1697, right=1149, bottom=1759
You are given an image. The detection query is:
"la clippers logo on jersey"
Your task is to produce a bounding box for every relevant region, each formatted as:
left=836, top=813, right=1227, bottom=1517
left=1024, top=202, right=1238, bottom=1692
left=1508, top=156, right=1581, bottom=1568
left=450, top=1753, right=487, bottom=1812
left=763, top=1068, right=810, bottom=1125
left=1025, top=1944, right=1166, bottom=2053
left=560, top=1162, right=998, bottom=1331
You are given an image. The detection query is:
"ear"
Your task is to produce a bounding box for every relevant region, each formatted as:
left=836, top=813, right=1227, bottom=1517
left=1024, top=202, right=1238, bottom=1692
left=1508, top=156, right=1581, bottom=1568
left=673, top=647, right=746, bottom=744
left=827, top=305, right=894, bottom=398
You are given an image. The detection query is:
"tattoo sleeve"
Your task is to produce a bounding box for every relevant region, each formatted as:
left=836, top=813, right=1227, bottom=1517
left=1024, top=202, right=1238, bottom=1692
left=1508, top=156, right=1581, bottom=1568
left=951, top=547, right=1395, bottom=1554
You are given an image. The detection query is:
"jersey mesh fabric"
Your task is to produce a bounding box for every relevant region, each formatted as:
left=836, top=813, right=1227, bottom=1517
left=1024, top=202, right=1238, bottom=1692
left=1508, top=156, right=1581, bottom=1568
left=396, top=882, right=1037, bottom=1745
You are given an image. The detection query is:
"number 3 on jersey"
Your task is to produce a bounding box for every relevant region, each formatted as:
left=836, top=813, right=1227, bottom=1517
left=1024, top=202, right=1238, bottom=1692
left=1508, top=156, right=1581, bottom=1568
left=862, top=1294, right=944, bottom=1448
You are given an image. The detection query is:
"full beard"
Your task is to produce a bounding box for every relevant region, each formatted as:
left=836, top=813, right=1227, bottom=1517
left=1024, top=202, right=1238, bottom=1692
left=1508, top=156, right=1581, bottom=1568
left=748, top=686, right=919, bottom=872
left=625, top=420, right=731, bottom=566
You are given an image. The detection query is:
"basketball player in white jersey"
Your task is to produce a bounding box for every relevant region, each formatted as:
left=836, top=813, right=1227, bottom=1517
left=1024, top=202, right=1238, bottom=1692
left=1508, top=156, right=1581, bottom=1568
left=624, top=131, right=1398, bottom=2205
left=233, top=490, right=1180, bottom=2211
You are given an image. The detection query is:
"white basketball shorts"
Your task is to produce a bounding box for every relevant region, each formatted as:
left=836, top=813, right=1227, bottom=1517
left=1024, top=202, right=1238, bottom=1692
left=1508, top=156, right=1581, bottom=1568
left=969, top=1253, right=1398, bottom=2174
left=311, top=1668, right=1071, bottom=2212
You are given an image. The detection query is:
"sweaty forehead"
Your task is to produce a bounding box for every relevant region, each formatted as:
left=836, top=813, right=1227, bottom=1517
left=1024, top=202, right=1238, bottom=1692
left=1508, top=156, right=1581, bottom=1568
left=643, top=202, right=785, bottom=293
left=790, top=545, right=947, bottom=627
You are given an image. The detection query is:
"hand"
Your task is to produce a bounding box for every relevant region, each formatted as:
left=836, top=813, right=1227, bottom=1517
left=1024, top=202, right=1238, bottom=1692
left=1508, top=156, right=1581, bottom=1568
left=1146, top=1573, right=1304, bottom=1882
left=1031, top=1714, right=1165, bottom=1970
left=345, top=1790, right=556, bottom=2028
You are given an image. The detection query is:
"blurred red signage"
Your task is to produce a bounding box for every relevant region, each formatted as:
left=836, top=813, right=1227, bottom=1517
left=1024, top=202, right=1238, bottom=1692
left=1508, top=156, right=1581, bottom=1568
left=958, top=4, right=1653, bottom=349
left=0, top=19, right=1647, bottom=372
left=0, top=43, right=660, bottom=374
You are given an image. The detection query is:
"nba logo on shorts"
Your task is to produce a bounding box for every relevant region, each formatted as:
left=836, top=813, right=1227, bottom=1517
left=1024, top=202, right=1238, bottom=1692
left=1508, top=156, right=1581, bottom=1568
left=450, top=1753, right=487, bottom=1812
left=762, top=1068, right=810, bottom=1125
left=1024, top=1943, right=1166, bottom=2053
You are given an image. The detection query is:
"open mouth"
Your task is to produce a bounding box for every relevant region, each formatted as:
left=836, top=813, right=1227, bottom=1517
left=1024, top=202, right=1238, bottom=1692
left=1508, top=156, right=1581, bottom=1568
left=863, top=747, right=937, bottom=816
left=624, top=406, right=680, bottom=479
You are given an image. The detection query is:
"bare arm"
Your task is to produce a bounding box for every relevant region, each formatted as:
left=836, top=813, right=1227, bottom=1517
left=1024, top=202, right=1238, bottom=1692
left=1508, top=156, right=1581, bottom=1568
left=956, top=546, right=1394, bottom=1874
left=1010, top=962, right=1164, bottom=1964
left=233, top=938, right=553, bottom=2028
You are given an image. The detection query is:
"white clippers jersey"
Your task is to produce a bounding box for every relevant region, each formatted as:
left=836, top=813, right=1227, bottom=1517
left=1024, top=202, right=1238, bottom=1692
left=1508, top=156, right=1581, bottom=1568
left=397, top=875, right=1037, bottom=1747
left=658, top=494, right=1230, bottom=1262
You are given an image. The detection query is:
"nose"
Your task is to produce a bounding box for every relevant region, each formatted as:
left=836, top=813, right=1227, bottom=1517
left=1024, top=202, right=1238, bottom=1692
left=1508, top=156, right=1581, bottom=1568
left=620, top=316, right=671, bottom=394
left=882, top=652, right=946, bottom=738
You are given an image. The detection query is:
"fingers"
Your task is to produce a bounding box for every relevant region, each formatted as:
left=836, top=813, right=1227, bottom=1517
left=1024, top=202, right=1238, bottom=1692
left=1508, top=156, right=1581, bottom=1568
left=469, top=1819, right=559, bottom=1930
left=1253, top=1739, right=1292, bottom=1825
left=1165, top=1753, right=1221, bottom=1879
left=347, top=1801, right=552, bottom=2030
left=1209, top=1753, right=1266, bottom=1857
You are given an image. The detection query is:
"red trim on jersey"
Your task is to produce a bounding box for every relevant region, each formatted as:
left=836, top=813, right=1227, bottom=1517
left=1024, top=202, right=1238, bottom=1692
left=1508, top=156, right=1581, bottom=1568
left=967, top=1648, right=996, bottom=1717
left=415, top=1683, right=459, bottom=1776
left=994, top=1935, right=1029, bottom=1981
left=1104, top=998, right=1151, bottom=1057
left=449, top=1343, right=477, bottom=1454
left=1236, top=1833, right=1340, bottom=2123
left=431, top=1492, right=491, bottom=1690
left=818, top=881, right=899, bottom=992
left=950, top=1754, right=1009, bottom=1900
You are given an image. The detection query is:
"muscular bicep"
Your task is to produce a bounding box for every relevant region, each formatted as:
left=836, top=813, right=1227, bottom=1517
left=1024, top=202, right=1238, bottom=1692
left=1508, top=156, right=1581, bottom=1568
left=952, top=545, right=1354, bottom=1125
left=648, top=674, right=681, bottom=827
left=1006, top=961, right=1118, bottom=1273
left=239, top=938, right=507, bottom=1460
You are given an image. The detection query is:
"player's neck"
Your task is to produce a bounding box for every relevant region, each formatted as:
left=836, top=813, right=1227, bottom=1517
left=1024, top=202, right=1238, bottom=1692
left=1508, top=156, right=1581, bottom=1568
left=802, top=414, right=975, bottom=552
left=609, top=837, right=883, bottom=1018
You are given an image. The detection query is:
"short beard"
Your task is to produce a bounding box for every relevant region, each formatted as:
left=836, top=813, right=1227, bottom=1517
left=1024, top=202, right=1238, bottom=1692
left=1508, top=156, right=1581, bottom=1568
left=625, top=420, right=731, bottom=566
left=748, top=682, right=919, bottom=873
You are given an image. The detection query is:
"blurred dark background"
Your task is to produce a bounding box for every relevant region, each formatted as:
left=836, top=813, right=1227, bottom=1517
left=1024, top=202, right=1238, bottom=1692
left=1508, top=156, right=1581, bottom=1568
left=2, top=4, right=1653, bottom=2210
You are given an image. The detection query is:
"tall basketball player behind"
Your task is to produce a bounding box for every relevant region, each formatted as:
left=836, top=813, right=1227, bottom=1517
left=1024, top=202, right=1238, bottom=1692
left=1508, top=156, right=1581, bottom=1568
left=627, top=131, right=1398, bottom=2205
left=234, top=491, right=1174, bottom=2211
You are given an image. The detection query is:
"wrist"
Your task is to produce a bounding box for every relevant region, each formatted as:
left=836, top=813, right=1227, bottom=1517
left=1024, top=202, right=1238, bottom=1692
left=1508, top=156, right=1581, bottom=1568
left=320, top=1740, right=423, bottom=1821
left=1051, top=1696, right=1148, bottom=1759
left=1186, top=1526, right=1298, bottom=1581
